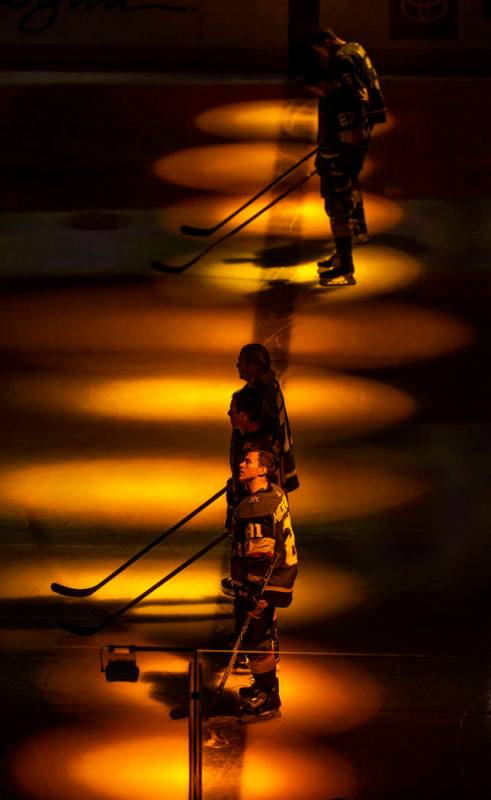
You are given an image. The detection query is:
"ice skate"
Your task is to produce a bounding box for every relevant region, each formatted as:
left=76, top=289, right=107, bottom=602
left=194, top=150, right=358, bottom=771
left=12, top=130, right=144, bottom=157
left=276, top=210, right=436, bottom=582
left=220, top=576, right=235, bottom=596
left=317, top=252, right=355, bottom=286
left=319, top=271, right=356, bottom=286
left=239, top=685, right=281, bottom=723
left=239, top=676, right=279, bottom=700
left=317, top=250, right=354, bottom=273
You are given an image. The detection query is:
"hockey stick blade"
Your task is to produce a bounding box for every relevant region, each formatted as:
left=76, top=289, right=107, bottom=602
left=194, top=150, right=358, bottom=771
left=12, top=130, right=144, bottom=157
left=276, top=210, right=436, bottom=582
left=150, top=259, right=189, bottom=275
left=58, top=530, right=230, bottom=636
left=51, top=581, right=99, bottom=598
left=180, top=224, right=216, bottom=237
left=57, top=617, right=104, bottom=636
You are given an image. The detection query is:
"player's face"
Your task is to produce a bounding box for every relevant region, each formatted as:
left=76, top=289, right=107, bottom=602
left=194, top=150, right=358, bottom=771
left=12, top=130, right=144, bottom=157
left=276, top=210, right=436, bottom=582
left=227, top=398, right=240, bottom=428
left=237, top=352, right=256, bottom=382
left=239, top=451, right=264, bottom=483
left=312, top=42, right=331, bottom=65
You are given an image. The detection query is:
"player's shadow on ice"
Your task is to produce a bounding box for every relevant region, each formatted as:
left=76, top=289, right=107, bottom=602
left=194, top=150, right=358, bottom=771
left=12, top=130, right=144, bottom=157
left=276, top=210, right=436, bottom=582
left=224, top=239, right=326, bottom=268
left=142, top=666, right=238, bottom=719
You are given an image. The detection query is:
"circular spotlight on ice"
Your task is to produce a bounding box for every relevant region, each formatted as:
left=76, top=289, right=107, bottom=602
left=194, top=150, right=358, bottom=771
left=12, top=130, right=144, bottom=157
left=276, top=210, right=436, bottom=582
left=284, top=368, right=416, bottom=440
left=153, top=142, right=315, bottom=192
left=241, top=743, right=356, bottom=800
left=12, top=725, right=189, bottom=800
left=8, top=375, right=237, bottom=422
left=195, top=99, right=396, bottom=141
left=6, top=368, right=414, bottom=439
left=292, top=299, right=474, bottom=368
left=0, top=457, right=227, bottom=525
left=288, top=458, right=427, bottom=522
left=162, top=183, right=389, bottom=239
left=197, top=244, right=419, bottom=302
left=290, top=564, right=368, bottom=622
left=0, top=285, right=255, bottom=355
left=277, top=658, right=383, bottom=736
left=196, top=99, right=318, bottom=141
left=0, top=456, right=426, bottom=526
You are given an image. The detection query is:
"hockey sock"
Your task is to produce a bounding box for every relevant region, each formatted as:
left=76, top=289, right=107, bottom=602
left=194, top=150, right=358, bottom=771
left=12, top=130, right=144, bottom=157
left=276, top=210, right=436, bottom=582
left=334, top=236, right=353, bottom=268
left=252, top=669, right=277, bottom=693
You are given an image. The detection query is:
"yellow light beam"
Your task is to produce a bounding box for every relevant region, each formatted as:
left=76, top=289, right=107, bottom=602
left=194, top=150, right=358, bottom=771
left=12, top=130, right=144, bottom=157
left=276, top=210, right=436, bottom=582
left=6, top=370, right=415, bottom=439
left=195, top=99, right=395, bottom=142
left=0, top=456, right=427, bottom=524
left=159, top=187, right=395, bottom=238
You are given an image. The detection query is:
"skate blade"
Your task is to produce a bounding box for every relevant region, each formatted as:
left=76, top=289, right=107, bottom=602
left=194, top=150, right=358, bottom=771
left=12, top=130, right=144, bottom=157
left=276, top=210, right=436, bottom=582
left=240, top=708, right=281, bottom=724
left=319, top=273, right=356, bottom=287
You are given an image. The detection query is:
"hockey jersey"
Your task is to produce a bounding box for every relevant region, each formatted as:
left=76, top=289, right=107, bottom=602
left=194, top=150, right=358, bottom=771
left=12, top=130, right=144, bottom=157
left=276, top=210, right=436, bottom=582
left=231, top=484, right=298, bottom=608
left=310, top=41, right=386, bottom=153
left=334, top=42, right=387, bottom=127
left=253, top=379, right=299, bottom=493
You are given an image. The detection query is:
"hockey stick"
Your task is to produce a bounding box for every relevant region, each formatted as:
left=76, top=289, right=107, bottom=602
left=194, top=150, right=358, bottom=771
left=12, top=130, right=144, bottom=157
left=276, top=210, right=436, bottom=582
left=212, top=554, right=280, bottom=703
left=180, top=146, right=319, bottom=237
left=51, top=486, right=226, bottom=598
left=150, top=168, right=317, bottom=275
left=57, top=530, right=230, bottom=636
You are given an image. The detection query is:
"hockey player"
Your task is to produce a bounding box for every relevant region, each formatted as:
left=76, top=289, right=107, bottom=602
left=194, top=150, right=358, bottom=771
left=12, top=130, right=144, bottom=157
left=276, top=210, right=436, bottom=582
left=223, top=384, right=281, bottom=670
left=235, top=343, right=299, bottom=493
left=232, top=446, right=297, bottom=722
left=305, top=27, right=386, bottom=286
left=225, top=384, right=275, bottom=534
left=221, top=344, right=299, bottom=596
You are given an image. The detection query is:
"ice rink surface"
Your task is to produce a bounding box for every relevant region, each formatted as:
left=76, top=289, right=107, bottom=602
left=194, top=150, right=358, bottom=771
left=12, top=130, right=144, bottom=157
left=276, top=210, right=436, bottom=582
left=1, top=75, right=491, bottom=799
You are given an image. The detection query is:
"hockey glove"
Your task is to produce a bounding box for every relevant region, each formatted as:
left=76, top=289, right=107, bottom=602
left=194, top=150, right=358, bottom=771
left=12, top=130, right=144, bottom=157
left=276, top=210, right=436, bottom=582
left=242, top=579, right=268, bottom=617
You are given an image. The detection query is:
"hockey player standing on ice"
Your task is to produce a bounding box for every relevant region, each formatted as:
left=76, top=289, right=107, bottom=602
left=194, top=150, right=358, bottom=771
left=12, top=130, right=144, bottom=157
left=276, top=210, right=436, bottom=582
left=232, top=446, right=297, bottom=722
left=221, top=343, right=299, bottom=595
left=226, top=384, right=275, bottom=526
left=305, top=26, right=386, bottom=287
left=235, top=343, right=299, bottom=494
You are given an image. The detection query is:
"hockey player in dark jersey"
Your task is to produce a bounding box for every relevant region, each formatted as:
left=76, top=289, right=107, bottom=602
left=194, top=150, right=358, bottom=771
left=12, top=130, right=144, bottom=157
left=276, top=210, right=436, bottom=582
left=222, top=383, right=282, bottom=667
left=225, top=384, right=275, bottom=532
left=221, top=344, right=299, bottom=597
left=231, top=446, right=297, bottom=722
left=305, top=27, right=386, bottom=286
left=235, top=343, right=299, bottom=493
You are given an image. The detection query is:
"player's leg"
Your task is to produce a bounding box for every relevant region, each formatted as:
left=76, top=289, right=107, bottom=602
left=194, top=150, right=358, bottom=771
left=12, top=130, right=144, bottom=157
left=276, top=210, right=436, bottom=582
left=240, top=605, right=281, bottom=722
left=352, top=176, right=370, bottom=244
left=317, top=163, right=356, bottom=286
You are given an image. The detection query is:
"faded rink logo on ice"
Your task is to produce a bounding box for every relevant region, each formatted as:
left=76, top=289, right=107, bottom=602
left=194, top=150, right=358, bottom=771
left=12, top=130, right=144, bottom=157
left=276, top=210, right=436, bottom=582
left=0, top=0, right=197, bottom=35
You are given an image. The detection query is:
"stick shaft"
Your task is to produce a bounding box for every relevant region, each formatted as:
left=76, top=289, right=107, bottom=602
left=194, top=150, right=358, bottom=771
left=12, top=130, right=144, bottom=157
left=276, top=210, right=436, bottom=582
left=152, top=168, right=316, bottom=274
left=214, top=554, right=280, bottom=699
left=58, top=530, right=231, bottom=635
left=181, top=146, right=319, bottom=236
left=51, top=486, right=226, bottom=597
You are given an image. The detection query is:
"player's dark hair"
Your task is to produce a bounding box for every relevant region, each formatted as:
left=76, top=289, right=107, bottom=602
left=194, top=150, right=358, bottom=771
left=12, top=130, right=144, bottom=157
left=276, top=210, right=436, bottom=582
left=309, top=26, right=343, bottom=45
left=240, top=343, right=277, bottom=385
